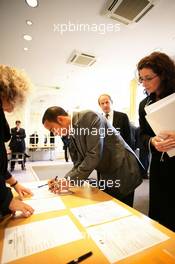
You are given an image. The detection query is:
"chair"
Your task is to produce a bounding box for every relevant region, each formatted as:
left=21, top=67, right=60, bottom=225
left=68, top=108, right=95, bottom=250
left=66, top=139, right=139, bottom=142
left=9, top=152, right=25, bottom=171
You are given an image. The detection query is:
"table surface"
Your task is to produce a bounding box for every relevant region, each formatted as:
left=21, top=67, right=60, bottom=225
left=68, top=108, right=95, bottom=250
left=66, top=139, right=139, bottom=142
left=0, top=186, right=175, bottom=264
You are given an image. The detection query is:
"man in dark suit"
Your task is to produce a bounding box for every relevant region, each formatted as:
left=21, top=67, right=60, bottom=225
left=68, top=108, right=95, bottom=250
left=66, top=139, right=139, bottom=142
left=98, top=94, right=132, bottom=147
left=61, top=135, right=69, bottom=162
left=9, top=120, right=26, bottom=171
left=42, top=106, right=144, bottom=207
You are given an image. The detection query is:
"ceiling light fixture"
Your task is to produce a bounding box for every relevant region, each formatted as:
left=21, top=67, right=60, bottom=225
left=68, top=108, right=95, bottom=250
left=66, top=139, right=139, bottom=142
left=24, top=47, right=29, bottom=51
left=26, top=20, right=33, bottom=26
left=25, top=0, right=38, bottom=8
left=23, top=34, right=32, bottom=41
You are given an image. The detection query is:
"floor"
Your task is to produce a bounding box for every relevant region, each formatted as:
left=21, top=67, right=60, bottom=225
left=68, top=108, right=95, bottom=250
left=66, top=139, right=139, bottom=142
left=12, top=159, right=149, bottom=216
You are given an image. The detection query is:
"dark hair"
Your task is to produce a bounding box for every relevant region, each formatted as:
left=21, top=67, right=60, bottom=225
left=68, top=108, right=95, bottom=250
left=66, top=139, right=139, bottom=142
left=137, top=52, right=175, bottom=98
left=98, top=94, right=113, bottom=105
left=42, top=106, right=68, bottom=124
left=15, top=120, right=21, bottom=124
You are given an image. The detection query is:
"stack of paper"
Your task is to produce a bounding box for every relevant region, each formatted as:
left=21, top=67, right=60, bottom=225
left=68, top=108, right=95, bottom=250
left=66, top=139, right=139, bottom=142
left=145, top=93, right=175, bottom=157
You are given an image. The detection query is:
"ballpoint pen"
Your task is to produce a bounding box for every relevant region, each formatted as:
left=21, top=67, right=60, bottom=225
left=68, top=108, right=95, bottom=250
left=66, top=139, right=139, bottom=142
left=37, top=183, right=48, bottom=188
left=37, top=176, right=58, bottom=188
left=67, top=251, right=93, bottom=264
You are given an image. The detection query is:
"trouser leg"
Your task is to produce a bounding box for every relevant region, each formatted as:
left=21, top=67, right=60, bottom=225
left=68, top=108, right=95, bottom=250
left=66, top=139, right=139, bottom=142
left=10, top=153, right=16, bottom=171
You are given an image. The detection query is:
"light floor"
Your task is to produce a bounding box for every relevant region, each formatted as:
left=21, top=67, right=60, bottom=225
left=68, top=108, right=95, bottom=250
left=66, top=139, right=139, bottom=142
left=11, top=159, right=149, bottom=216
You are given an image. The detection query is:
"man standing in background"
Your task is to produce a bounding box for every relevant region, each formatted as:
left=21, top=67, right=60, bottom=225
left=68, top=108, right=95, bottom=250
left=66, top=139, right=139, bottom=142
left=9, top=120, right=26, bottom=171
left=98, top=94, right=132, bottom=148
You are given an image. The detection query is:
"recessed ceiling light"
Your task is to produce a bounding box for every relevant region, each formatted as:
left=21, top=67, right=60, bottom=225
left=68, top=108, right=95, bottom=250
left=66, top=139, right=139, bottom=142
left=25, top=0, right=38, bottom=8
left=24, top=47, right=29, bottom=51
left=26, top=20, right=33, bottom=26
left=23, top=34, right=32, bottom=41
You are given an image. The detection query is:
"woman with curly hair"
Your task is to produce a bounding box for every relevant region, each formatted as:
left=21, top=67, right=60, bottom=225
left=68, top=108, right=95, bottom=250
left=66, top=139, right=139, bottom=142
left=0, top=65, right=34, bottom=218
left=137, top=52, right=175, bottom=231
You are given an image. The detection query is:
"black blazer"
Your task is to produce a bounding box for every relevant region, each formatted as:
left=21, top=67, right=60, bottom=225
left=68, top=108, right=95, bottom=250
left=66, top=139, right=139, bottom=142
left=112, top=110, right=132, bottom=147
left=9, top=127, right=26, bottom=152
left=0, top=106, right=13, bottom=216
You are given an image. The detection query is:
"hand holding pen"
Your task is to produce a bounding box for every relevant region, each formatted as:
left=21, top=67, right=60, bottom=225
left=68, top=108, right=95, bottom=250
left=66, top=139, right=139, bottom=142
left=38, top=176, right=72, bottom=194
left=47, top=176, right=70, bottom=194
left=37, top=176, right=58, bottom=189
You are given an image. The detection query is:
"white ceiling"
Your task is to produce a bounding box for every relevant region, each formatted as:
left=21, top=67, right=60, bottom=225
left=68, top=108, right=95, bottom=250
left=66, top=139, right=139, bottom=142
left=1, top=0, right=175, bottom=111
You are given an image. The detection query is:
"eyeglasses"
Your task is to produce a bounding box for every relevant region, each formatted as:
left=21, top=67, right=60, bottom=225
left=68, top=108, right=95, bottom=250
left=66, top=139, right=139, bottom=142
left=138, top=75, right=158, bottom=84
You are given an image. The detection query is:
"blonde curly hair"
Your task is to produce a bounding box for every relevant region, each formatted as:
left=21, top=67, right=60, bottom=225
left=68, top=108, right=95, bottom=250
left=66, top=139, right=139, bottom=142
left=0, top=65, right=32, bottom=109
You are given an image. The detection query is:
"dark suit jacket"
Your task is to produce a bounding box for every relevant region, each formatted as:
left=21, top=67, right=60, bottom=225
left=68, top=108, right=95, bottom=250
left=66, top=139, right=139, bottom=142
left=0, top=105, right=13, bottom=216
left=9, top=127, right=26, bottom=152
left=112, top=110, right=132, bottom=147
left=66, top=110, right=144, bottom=197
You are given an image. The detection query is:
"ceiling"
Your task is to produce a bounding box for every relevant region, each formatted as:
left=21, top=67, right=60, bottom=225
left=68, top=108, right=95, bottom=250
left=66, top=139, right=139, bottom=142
left=1, top=0, right=175, bottom=111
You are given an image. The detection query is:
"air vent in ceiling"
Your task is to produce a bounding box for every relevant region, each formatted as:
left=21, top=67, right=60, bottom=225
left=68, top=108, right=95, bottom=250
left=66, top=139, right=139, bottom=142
left=102, top=0, right=156, bottom=25
left=67, top=51, right=96, bottom=67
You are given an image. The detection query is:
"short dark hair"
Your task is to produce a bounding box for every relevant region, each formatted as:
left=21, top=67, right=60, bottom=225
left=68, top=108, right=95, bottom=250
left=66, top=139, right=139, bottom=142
left=98, top=94, right=113, bottom=105
left=15, top=120, right=21, bottom=124
left=42, top=106, right=68, bottom=124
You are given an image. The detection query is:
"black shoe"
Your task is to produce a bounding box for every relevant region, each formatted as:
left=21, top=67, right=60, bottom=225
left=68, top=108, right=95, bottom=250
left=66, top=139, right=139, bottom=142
left=21, top=165, right=26, bottom=170
left=25, top=153, right=31, bottom=158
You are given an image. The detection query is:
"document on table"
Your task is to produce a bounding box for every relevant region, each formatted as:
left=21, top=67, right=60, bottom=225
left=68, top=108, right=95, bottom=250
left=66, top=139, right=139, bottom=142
left=88, top=215, right=169, bottom=264
left=145, top=93, right=175, bottom=157
left=71, top=200, right=131, bottom=227
left=24, top=197, right=65, bottom=214
left=23, top=181, right=57, bottom=199
left=1, top=216, right=83, bottom=263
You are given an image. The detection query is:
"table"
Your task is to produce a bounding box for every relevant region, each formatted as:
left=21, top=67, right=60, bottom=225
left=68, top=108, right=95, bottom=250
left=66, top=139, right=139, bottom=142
left=28, top=145, right=56, bottom=161
left=0, top=186, right=175, bottom=264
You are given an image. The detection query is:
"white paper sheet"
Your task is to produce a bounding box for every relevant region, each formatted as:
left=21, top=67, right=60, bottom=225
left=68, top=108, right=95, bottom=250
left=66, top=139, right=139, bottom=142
left=145, top=93, right=175, bottom=114
left=23, top=181, right=57, bottom=199
left=1, top=216, right=83, bottom=263
left=71, top=201, right=131, bottom=227
left=145, top=93, right=175, bottom=157
left=88, top=215, right=169, bottom=263
left=23, top=197, right=65, bottom=214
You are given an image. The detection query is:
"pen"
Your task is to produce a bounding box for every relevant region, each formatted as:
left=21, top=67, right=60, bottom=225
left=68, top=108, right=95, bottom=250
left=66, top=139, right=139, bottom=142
left=37, top=183, right=48, bottom=188
left=37, top=176, right=58, bottom=188
left=67, top=251, right=93, bottom=264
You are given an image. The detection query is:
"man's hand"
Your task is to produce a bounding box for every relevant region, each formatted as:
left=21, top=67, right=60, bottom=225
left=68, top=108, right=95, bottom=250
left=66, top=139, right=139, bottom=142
left=48, top=178, right=69, bottom=194
left=9, top=198, right=34, bottom=217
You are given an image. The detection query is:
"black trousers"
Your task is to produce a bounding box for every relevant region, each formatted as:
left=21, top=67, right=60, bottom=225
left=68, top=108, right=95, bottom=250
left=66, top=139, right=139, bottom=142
left=10, top=153, right=25, bottom=169
left=104, top=188, right=134, bottom=207
left=149, top=154, right=175, bottom=232
left=64, top=147, right=69, bottom=162
left=96, top=172, right=134, bottom=207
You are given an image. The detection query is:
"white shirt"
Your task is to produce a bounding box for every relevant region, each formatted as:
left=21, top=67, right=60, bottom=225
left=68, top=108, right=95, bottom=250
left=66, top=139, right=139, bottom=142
left=102, top=110, right=113, bottom=125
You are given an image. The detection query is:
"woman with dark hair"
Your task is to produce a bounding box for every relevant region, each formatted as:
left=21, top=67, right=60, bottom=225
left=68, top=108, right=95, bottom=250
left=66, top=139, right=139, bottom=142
left=137, top=52, right=175, bottom=231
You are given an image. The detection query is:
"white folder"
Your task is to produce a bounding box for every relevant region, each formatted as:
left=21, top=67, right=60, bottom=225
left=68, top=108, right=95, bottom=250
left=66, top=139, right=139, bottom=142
left=145, top=93, right=175, bottom=157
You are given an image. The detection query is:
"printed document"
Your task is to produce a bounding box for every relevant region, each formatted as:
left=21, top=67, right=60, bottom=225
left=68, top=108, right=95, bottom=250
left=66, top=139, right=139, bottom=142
left=1, top=216, right=83, bottom=263
left=88, top=215, right=169, bottom=263
left=71, top=200, right=131, bottom=227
